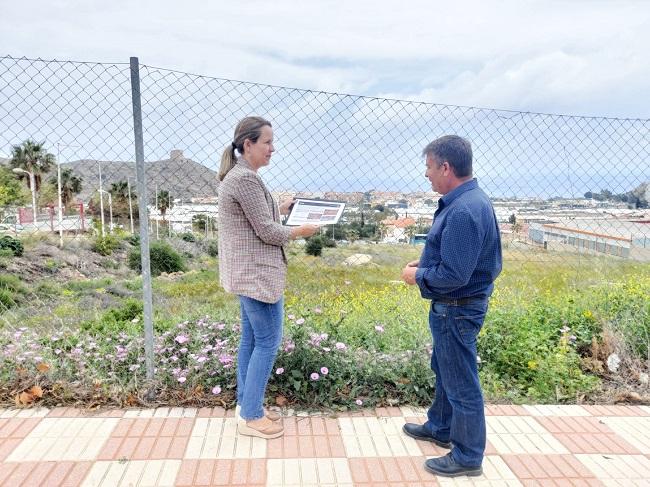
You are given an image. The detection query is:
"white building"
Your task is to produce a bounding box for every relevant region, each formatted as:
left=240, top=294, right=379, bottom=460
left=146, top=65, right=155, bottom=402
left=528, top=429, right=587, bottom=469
left=529, top=219, right=650, bottom=261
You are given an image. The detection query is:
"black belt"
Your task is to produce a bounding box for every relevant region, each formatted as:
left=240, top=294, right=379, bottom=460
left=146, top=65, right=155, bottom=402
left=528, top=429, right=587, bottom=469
left=434, top=297, right=481, bottom=306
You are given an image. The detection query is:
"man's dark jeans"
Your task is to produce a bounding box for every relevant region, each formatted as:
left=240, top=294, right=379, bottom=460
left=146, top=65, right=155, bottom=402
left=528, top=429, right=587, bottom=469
left=424, top=299, right=488, bottom=467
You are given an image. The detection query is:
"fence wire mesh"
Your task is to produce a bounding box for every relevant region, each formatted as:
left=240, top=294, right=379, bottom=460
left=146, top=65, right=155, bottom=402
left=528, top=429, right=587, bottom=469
left=0, top=55, right=649, bottom=405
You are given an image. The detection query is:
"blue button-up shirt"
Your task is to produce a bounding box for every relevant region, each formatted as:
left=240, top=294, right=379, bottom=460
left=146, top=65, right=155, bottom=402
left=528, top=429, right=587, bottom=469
left=415, top=178, right=502, bottom=300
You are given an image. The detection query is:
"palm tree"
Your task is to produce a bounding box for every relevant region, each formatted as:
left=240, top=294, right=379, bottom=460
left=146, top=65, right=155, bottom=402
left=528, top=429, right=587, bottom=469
left=49, top=168, right=82, bottom=207
left=109, top=180, right=137, bottom=219
left=156, top=189, right=172, bottom=221
left=110, top=180, right=130, bottom=201
left=9, top=140, right=55, bottom=192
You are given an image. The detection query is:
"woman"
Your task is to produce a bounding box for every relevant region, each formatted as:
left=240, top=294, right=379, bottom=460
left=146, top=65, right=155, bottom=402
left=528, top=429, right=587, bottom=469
left=218, top=116, right=318, bottom=439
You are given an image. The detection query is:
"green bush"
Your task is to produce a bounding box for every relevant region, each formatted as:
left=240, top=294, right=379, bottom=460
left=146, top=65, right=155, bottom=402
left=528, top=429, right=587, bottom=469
left=128, top=241, right=186, bottom=276
left=180, top=232, right=196, bottom=242
left=91, top=235, right=121, bottom=256
left=80, top=298, right=144, bottom=334
left=305, top=235, right=324, bottom=257
left=126, top=234, right=140, bottom=246
left=204, top=239, right=219, bottom=257
left=0, top=235, right=23, bottom=257
left=0, top=274, right=28, bottom=309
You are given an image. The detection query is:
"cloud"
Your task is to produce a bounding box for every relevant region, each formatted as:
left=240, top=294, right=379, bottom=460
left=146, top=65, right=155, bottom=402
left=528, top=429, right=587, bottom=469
left=1, top=0, right=649, bottom=117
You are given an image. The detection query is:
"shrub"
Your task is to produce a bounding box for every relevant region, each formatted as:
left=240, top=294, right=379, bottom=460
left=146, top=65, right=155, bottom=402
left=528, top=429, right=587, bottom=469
left=0, top=235, right=23, bottom=257
left=204, top=239, right=219, bottom=257
left=305, top=235, right=324, bottom=257
left=128, top=241, right=186, bottom=276
left=126, top=234, right=140, bottom=246
left=91, top=235, right=121, bottom=256
left=80, top=298, right=144, bottom=334
left=180, top=232, right=196, bottom=242
left=0, top=274, right=28, bottom=309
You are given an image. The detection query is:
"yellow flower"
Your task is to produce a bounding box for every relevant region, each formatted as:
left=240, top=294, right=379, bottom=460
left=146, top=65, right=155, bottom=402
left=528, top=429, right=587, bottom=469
left=527, top=360, right=538, bottom=370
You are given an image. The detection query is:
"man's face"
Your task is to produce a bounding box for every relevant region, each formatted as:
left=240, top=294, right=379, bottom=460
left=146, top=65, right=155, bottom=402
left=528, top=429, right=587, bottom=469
left=425, top=154, right=449, bottom=194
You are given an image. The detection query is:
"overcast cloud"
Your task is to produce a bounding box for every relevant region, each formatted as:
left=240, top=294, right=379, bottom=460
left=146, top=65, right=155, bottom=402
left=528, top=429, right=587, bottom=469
left=2, top=0, right=649, bottom=118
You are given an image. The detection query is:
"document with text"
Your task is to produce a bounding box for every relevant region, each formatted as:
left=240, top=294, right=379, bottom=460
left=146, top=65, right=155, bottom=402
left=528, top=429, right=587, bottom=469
left=285, top=198, right=346, bottom=226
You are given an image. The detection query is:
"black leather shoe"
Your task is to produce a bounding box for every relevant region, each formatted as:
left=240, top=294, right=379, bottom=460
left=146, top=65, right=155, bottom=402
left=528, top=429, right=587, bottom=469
left=402, top=423, right=451, bottom=448
left=424, top=452, right=482, bottom=477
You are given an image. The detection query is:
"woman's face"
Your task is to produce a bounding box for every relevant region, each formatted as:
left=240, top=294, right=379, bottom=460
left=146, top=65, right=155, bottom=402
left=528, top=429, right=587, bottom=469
left=244, top=125, right=274, bottom=170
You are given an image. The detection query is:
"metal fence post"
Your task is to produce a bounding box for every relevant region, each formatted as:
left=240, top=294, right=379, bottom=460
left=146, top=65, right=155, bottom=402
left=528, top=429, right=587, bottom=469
left=129, top=56, right=156, bottom=394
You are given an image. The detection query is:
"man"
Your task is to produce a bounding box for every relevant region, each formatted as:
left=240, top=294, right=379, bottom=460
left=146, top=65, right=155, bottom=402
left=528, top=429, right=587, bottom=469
left=401, top=135, right=502, bottom=477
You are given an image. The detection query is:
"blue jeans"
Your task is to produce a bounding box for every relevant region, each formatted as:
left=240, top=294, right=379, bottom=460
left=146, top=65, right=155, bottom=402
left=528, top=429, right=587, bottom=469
left=237, top=295, right=284, bottom=420
left=424, top=299, right=488, bottom=467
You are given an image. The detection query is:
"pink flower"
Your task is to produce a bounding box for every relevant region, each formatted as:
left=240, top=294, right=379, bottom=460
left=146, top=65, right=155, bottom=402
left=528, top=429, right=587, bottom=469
left=276, top=367, right=285, bottom=375
left=355, top=399, right=363, bottom=406
left=320, top=367, right=329, bottom=375
left=374, top=325, right=385, bottom=333
left=178, top=376, right=186, bottom=383
left=314, top=307, right=322, bottom=314
left=175, top=335, right=189, bottom=344
left=287, top=314, right=295, bottom=320
left=212, top=386, right=221, bottom=395
left=335, top=342, right=346, bottom=350
left=310, top=372, right=320, bottom=381
left=344, top=280, right=351, bottom=285
left=296, top=318, right=305, bottom=325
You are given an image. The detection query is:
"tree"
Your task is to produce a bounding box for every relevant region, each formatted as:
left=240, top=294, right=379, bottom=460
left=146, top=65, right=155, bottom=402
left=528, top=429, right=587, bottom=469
left=404, top=224, right=417, bottom=243
left=49, top=168, right=82, bottom=207
left=156, top=189, right=172, bottom=220
left=110, top=180, right=136, bottom=218
left=508, top=213, right=517, bottom=224
left=0, top=166, right=28, bottom=207
left=9, top=140, right=55, bottom=192
left=305, top=235, right=324, bottom=257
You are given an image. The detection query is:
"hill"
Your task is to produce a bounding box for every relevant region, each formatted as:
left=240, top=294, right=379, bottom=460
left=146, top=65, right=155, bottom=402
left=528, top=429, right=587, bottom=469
left=60, top=150, right=219, bottom=202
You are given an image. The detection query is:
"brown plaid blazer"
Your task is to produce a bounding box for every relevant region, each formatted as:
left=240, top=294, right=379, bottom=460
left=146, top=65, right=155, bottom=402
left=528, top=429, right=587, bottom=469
left=217, top=158, right=292, bottom=303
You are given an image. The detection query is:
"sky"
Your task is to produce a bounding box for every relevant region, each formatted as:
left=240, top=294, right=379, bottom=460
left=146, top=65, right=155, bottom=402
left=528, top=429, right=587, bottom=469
left=2, top=0, right=650, bottom=119
left=1, top=1, right=649, bottom=198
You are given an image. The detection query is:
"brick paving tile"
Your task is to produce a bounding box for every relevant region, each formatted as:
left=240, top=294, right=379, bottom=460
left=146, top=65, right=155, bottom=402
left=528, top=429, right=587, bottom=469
left=46, top=407, right=83, bottom=418
left=175, top=458, right=265, bottom=486
left=581, top=405, right=648, bottom=417
left=97, top=417, right=194, bottom=461
left=485, top=405, right=528, bottom=416
left=535, top=416, right=641, bottom=454
left=503, top=454, right=599, bottom=482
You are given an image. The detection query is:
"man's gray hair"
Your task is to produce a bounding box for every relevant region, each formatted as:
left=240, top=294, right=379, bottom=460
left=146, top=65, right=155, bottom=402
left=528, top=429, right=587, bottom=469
left=422, top=135, right=473, bottom=178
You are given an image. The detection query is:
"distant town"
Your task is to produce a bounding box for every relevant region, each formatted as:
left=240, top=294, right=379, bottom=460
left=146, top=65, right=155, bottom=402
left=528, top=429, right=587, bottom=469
left=2, top=147, right=649, bottom=261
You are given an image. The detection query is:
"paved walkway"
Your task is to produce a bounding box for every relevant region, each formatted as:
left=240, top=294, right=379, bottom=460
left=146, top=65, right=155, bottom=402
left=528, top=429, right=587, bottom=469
left=0, top=404, right=649, bottom=486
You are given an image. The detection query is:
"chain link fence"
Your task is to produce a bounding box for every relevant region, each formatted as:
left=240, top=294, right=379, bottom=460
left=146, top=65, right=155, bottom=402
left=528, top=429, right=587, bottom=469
left=0, top=55, right=649, bottom=404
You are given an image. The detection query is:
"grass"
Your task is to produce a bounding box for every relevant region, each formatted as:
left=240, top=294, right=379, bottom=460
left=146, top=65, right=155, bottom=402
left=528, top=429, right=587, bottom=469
left=0, top=239, right=648, bottom=406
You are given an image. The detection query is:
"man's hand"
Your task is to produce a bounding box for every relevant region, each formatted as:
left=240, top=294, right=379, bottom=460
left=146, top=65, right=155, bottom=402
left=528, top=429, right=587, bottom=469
left=279, top=198, right=295, bottom=215
left=406, top=260, right=419, bottom=267
left=401, top=264, right=418, bottom=285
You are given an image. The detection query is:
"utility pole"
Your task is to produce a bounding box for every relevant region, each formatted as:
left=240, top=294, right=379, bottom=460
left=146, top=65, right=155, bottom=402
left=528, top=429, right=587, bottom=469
left=98, top=161, right=105, bottom=237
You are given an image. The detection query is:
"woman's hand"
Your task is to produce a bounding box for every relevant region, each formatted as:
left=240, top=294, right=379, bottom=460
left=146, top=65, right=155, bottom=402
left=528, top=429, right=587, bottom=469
left=291, top=224, right=319, bottom=239
left=279, top=198, right=295, bottom=216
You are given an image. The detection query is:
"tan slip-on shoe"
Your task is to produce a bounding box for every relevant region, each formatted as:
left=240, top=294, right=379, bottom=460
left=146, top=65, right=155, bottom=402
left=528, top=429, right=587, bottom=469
left=236, top=405, right=282, bottom=423
left=238, top=416, right=284, bottom=439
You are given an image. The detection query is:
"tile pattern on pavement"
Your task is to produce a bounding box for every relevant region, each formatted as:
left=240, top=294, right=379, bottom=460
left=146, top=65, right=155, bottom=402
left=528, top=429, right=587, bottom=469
left=0, top=404, right=648, bottom=486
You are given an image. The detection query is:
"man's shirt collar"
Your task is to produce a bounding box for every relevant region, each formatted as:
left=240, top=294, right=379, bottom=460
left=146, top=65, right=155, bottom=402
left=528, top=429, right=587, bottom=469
left=439, top=178, right=478, bottom=209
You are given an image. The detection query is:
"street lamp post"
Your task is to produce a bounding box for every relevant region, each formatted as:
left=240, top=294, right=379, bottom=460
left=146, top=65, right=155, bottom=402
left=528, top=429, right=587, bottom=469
left=98, top=161, right=105, bottom=237
left=12, top=168, right=37, bottom=226
left=55, top=144, right=65, bottom=247
left=127, top=178, right=134, bottom=234
left=98, top=189, right=113, bottom=234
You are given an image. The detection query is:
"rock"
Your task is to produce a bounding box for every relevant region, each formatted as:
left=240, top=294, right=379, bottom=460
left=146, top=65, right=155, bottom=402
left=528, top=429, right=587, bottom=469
left=105, top=285, right=134, bottom=298
left=606, top=353, right=621, bottom=373
left=343, top=253, right=372, bottom=266
left=639, top=372, right=649, bottom=385
left=614, top=391, right=642, bottom=404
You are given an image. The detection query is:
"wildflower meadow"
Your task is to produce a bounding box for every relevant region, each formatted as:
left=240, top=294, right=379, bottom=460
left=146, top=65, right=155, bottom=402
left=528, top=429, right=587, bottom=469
left=1, top=234, right=649, bottom=409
